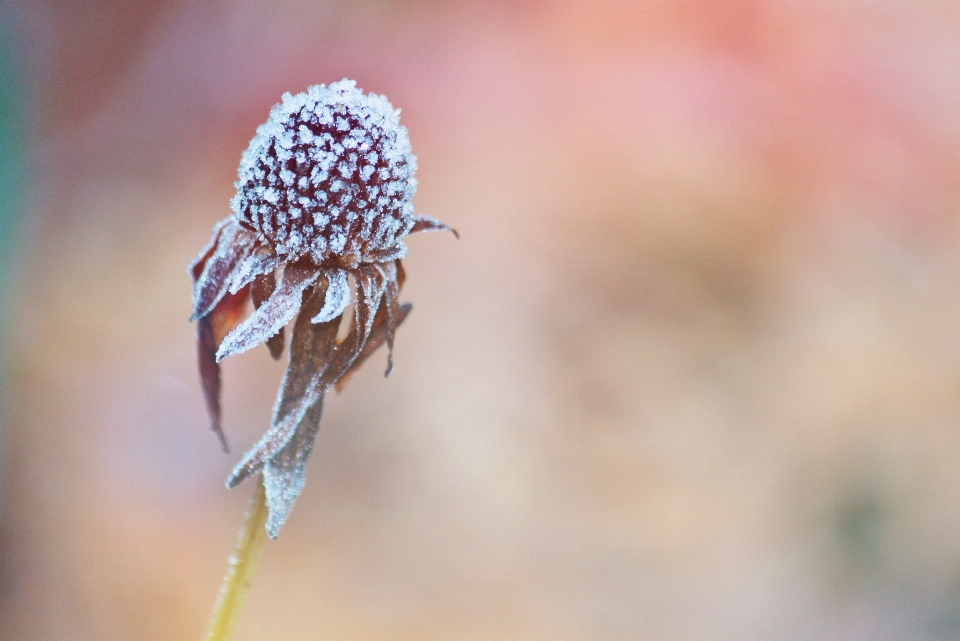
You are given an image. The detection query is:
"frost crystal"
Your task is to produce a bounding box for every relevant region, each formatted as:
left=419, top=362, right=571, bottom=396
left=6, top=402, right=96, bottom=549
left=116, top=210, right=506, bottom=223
left=231, top=80, right=417, bottom=264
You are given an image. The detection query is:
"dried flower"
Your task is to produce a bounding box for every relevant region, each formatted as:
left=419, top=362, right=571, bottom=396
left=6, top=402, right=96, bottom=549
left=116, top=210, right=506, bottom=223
left=189, top=80, right=455, bottom=537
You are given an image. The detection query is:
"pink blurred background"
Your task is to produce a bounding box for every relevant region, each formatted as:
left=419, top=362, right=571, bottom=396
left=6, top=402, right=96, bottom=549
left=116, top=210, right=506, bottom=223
left=5, top=1, right=960, bottom=639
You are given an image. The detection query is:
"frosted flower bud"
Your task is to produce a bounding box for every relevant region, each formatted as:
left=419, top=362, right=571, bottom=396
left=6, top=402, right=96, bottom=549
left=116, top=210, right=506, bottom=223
left=230, top=79, right=417, bottom=264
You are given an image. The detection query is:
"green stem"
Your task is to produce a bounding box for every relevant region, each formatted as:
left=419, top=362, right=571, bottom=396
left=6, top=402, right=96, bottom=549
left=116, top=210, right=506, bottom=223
left=204, top=476, right=269, bottom=641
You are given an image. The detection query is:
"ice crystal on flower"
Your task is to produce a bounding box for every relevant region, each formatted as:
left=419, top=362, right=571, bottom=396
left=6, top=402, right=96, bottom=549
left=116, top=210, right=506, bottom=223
left=230, top=79, right=417, bottom=265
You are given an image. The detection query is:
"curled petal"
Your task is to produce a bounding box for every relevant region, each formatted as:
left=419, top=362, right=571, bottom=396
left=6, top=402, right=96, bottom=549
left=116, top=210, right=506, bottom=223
left=197, top=318, right=223, bottom=449
left=263, top=396, right=324, bottom=538
left=190, top=220, right=254, bottom=321
left=411, top=214, right=459, bottom=239
left=313, top=263, right=388, bottom=390
left=251, top=272, right=284, bottom=360
left=229, top=249, right=279, bottom=295
left=197, top=286, right=250, bottom=451
left=335, top=303, right=412, bottom=393
left=311, top=268, right=350, bottom=324
left=188, top=217, right=230, bottom=282
left=226, top=387, right=324, bottom=489
left=227, top=280, right=340, bottom=489
left=383, top=274, right=400, bottom=376
left=335, top=259, right=404, bottom=389
left=363, top=245, right=407, bottom=263
left=216, top=260, right=318, bottom=362
left=370, top=260, right=399, bottom=376
left=355, top=263, right=388, bottom=346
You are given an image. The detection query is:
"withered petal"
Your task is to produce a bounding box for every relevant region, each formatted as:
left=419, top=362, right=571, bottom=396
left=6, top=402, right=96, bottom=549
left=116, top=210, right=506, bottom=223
left=197, top=286, right=250, bottom=451
left=363, top=246, right=406, bottom=263
left=410, top=214, right=459, bottom=239
left=273, top=278, right=339, bottom=421
left=211, top=287, right=251, bottom=346
left=188, top=217, right=230, bottom=282
left=317, top=264, right=384, bottom=386
left=294, top=263, right=385, bottom=400
left=311, top=268, right=350, bottom=324
left=190, top=220, right=254, bottom=321
left=226, top=280, right=340, bottom=489
left=335, top=302, right=412, bottom=393
left=262, top=396, right=324, bottom=538
left=355, top=263, right=388, bottom=346
left=216, top=259, right=318, bottom=362
left=383, top=275, right=401, bottom=376
left=197, top=316, right=225, bottom=451
left=229, top=249, right=279, bottom=295
left=251, top=272, right=284, bottom=360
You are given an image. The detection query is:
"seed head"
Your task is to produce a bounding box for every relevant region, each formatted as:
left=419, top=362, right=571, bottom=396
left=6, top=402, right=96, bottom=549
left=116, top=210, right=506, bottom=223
left=230, top=79, right=417, bottom=265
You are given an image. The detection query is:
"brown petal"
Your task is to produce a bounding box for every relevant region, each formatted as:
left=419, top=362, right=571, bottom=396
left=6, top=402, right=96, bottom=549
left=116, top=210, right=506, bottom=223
left=229, top=249, right=280, bottom=295
left=197, top=317, right=223, bottom=449
left=227, top=279, right=339, bottom=488
left=190, top=221, right=254, bottom=321
left=410, top=215, right=459, bottom=239
left=382, top=262, right=400, bottom=376
left=262, top=396, right=324, bottom=537
left=310, top=268, right=350, bottom=324
left=216, top=259, right=318, bottom=362
left=188, top=217, right=230, bottom=282
left=319, top=264, right=387, bottom=388
left=355, top=263, right=387, bottom=346
left=197, top=286, right=250, bottom=451
left=251, top=271, right=284, bottom=360
left=362, top=246, right=406, bottom=263
left=334, top=303, right=412, bottom=393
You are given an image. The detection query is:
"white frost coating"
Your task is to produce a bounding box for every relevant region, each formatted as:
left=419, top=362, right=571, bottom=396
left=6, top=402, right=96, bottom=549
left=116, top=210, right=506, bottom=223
left=312, top=269, right=351, bottom=323
left=260, top=384, right=325, bottom=537
left=263, top=460, right=305, bottom=538
left=228, top=251, right=279, bottom=295
left=216, top=267, right=320, bottom=362
left=190, top=221, right=253, bottom=320
left=230, top=79, right=418, bottom=264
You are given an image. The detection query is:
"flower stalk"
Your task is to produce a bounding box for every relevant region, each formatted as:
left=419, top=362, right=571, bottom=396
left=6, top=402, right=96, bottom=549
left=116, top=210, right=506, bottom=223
left=204, top=476, right=269, bottom=641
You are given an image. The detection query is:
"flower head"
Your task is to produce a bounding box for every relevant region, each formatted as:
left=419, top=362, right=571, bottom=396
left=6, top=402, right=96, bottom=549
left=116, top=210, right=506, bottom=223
left=189, top=80, right=455, bottom=537
left=231, top=80, right=417, bottom=265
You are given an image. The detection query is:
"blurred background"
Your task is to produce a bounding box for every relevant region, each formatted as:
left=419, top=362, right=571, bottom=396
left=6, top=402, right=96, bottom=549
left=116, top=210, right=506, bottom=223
left=4, top=1, right=960, bottom=639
